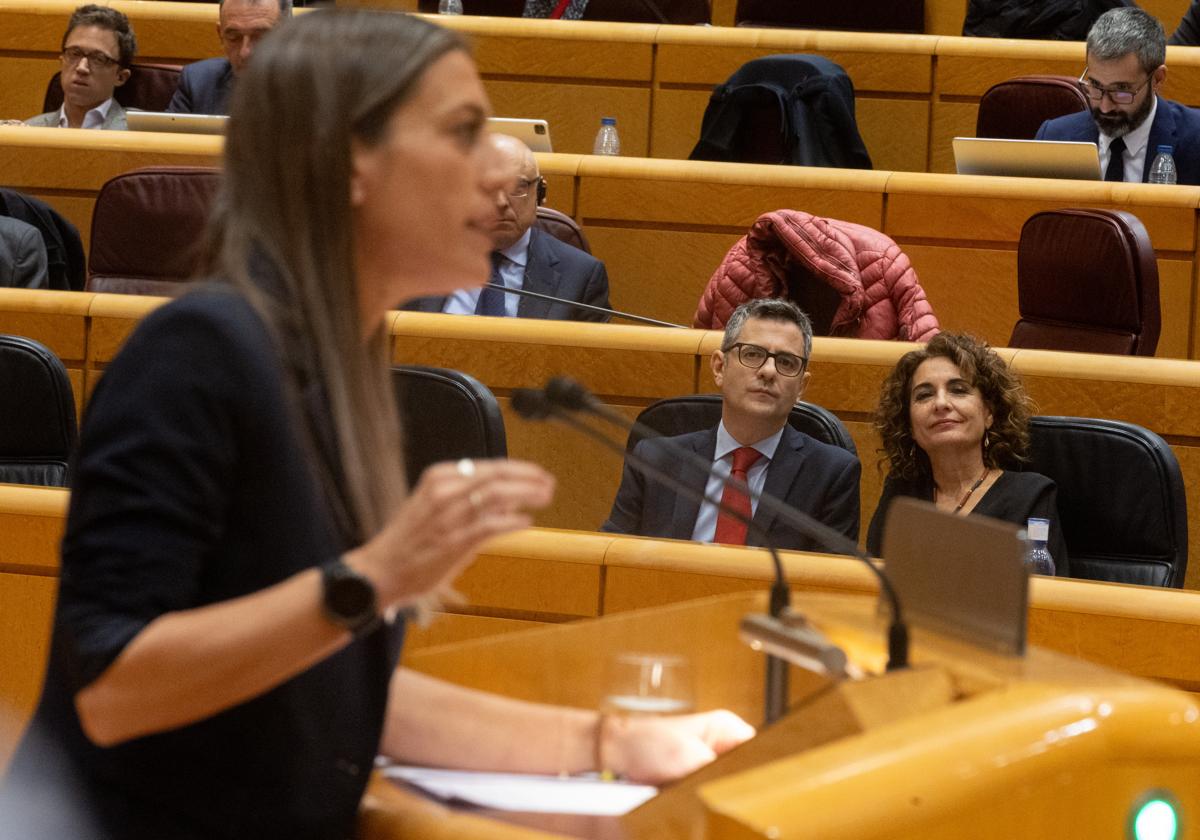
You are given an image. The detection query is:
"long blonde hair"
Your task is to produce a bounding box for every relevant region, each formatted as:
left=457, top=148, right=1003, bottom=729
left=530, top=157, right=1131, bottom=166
left=205, top=11, right=465, bottom=540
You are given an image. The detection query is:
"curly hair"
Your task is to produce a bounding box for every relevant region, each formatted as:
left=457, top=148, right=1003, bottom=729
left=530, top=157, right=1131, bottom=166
left=875, top=333, right=1033, bottom=481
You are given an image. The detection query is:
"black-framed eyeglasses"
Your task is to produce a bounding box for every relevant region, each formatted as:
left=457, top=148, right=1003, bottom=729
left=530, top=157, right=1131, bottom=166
left=727, top=342, right=807, bottom=377
left=61, top=46, right=120, bottom=70
left=1077, top=69, right=1153, bottom=105
left=506, top=176, right=543, bottom=199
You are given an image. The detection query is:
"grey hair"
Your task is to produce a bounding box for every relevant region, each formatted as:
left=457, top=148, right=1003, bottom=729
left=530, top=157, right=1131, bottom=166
left=219, top=0, right=293, bottom=18
left=720, top=298, right=813, bottom=359
left=1087, top=7, right=1165, bottom=74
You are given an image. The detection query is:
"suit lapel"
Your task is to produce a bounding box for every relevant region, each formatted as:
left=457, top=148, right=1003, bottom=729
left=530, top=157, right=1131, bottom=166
left=750, top=425, right=806, bottom=543
left=517, top=228, right=560, bottom=319
left=669, top=428, right=717, bottom=540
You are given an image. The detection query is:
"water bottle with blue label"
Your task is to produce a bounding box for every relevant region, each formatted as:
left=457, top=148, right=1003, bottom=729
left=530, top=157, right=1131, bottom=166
left=1149, top=145, right=1177, bottom=185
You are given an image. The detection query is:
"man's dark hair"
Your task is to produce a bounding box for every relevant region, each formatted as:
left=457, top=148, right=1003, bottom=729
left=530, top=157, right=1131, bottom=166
left=63, top=4, right=137, bottom=67
left=218, top=0, right=295, bottom=17
left=721, top=298, right=814, bottom=360
left=1088, top=7, right=1166, bottom=75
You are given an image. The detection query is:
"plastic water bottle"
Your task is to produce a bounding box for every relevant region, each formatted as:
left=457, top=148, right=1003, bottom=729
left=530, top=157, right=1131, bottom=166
left=593, top=117, right=620, bottom=156
left=1025, top=518, right=1056, bottom=576
left=1149, top=145, right=1178, bottom=185
left=437, top=0, right=463, bottom=14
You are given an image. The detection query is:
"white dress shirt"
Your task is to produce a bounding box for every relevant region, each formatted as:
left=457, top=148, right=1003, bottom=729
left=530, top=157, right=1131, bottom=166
left=691, top=420, right=786, bottom=543
left=442, top=228, right=531, bottom=318
left=1099, top=95, right=1158, bottom=184
left=55, top=97, right=115, bottom=129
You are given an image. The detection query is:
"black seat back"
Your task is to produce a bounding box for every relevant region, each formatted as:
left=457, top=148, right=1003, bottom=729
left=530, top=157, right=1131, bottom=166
left=0, top=335, right=78, bottom=487
left=1026, top=416, right=1187, bottom=588
left=628, top=394, right=855, bottom=455
left=392, top=365, right=507, bottom=486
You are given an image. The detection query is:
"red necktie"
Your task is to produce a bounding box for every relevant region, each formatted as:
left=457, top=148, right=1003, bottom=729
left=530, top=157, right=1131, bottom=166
left=713, top=446, right=763, bottom=545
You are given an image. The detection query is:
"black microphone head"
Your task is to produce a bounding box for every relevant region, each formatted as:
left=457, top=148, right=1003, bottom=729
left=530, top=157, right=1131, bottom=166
left=545, top=377, right=594, bottom=412
left=511, top=388, right=554, bottom=420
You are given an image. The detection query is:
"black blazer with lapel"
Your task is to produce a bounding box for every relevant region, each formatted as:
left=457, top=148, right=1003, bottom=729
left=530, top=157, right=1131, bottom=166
left=600, top=424, right=861, bottom=553
left=400, top=228, right=611, bottom=321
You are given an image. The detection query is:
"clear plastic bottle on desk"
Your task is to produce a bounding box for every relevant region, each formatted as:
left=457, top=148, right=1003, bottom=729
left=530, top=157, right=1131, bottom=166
left=1149, top=145, right=1177, bottom=184
left=1024, top=517, right=1056, bottom=577
left=438, top=0, right=463, bottom=14
left=593, top=117, right=621, bottom=156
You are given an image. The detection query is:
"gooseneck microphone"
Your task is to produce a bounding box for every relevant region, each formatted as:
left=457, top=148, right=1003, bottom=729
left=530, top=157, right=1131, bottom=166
left=515, top=378, right=910, bottom=683
left=512, top=387, right=820, bottom=723
left=481, top=283, right=686, bottom=329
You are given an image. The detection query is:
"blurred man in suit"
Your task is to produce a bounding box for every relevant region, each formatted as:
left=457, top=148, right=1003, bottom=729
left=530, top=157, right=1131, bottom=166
left=166, top=0, right=290, bottom=115
left=402, top=133, right=611, bottom=321
left=602, top=298, right=861, bottom=551
left=25, top=5, right=135, bottom=130
left=1037, top=7, right=1200, bottom=184
left=0, top=218, right=49, bottom=289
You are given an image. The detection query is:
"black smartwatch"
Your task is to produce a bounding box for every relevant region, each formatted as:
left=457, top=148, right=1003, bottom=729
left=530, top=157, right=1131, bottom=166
left=320, top=558, right=380, bottom=638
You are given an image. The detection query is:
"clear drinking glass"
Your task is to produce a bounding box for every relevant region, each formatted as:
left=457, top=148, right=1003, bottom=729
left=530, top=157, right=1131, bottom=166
left=601, top=652, right=693, bottom=717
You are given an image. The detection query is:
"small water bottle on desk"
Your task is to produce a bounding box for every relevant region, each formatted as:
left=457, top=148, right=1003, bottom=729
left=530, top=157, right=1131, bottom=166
left=438, top=0, right=463, bottom=14
left=1025, top=517, right=1056, bottom=576
left=1149, top=145, right=1177, bottom=184
left=593, top=117, right=620, bottom=156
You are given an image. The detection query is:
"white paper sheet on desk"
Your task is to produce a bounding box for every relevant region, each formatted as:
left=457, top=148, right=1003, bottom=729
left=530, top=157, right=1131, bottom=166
left=382, top=765, right=657, bottom=815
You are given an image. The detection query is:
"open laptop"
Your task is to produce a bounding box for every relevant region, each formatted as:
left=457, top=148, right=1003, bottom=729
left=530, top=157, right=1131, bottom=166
left=953, top=136, right=1102, bottom=181
left=127, top=111, right=228, bottom=135
left=488, top=117, right=552, bottom=153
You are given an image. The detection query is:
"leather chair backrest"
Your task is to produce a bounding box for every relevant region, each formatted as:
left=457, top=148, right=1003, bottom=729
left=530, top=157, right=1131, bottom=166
left=1009, top=208, right=1160, bottom=355
left=627, top=394, right=856, bottom=455
left=975, top=75, right=1090, bottom=140
left=1026, top=416, right=1187, bottom=588
left=535, top=206, right=591, bottom=253
left=87, top=166, right=221, bottom=295
left=392, top=365, right=508, bottom=486
left=43, top=63, right=183, bottom=114
left=0, top=335, right=78, bottom=487
left=735, top=0, right=923, bottom=31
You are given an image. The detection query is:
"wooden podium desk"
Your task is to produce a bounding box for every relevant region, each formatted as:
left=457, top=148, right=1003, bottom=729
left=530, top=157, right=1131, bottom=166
left=381, top=589, right=1200, bottom=839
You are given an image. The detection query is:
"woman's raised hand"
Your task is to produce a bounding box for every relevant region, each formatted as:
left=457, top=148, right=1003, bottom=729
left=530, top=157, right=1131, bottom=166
left=345, top=458, right=555, bottom=609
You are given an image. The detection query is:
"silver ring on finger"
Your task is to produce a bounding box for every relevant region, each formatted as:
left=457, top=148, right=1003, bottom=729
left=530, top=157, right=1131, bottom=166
left=469, top=489, right=485, bottom=511
left=456, top=458, right=476, bottom=478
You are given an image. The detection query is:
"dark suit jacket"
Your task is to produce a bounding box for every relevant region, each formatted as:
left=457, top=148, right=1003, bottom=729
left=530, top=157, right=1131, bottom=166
left=1035, top=96, right=1200, bottom=185
left=1169, top=0, right=1200, bottom=44
left=166, top=58, right=234, bottom=116
left=400, top=227, right=612, bottom=322
left=601, top=424, right=861, bottom=553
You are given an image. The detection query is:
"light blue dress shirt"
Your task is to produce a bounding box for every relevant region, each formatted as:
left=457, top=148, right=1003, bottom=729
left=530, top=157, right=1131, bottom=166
left=441, top=228, right=531, bottom=318
left=690, top=421, right=785, bottom=543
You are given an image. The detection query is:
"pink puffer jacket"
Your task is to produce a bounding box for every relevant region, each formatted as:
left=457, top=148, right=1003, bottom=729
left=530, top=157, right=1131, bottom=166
left=694, top=210, right=940, bottom=341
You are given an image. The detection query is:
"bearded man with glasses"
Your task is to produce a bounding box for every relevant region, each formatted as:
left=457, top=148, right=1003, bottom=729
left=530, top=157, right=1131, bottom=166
left=25, top=5, right=135, bottom=130
left=602, top=298, right=861, bottom=551
left=1035, top=7, right=1200, bottom=185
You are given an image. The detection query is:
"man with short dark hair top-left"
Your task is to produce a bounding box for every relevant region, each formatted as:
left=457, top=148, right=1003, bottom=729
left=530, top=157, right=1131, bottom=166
left=25, top=5, right=136, bottom=130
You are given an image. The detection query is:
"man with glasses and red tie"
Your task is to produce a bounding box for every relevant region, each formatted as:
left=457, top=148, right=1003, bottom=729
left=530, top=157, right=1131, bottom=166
left=25, top=5, right=135, bottom=130
left=403, top=133, right=611, bottom=321
left=1035, top=7, right=1200, bottom=185
left=602, top=298, right=861, bottom=552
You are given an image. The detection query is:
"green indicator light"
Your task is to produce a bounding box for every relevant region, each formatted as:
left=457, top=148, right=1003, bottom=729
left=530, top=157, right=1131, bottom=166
left=1133, top=799, right=1178, bottom=840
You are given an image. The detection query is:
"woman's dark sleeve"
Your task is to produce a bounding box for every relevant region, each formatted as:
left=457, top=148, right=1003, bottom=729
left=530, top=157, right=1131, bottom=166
left=866, top=476, right=899, bottom=557
left=56, top=295, right=258, bottom=690
left=1030, top=480, right=1071, bottom=578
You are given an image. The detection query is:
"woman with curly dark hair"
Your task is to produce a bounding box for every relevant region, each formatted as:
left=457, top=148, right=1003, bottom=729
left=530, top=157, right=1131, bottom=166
left=865, top=333, right=1068, bottom=575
